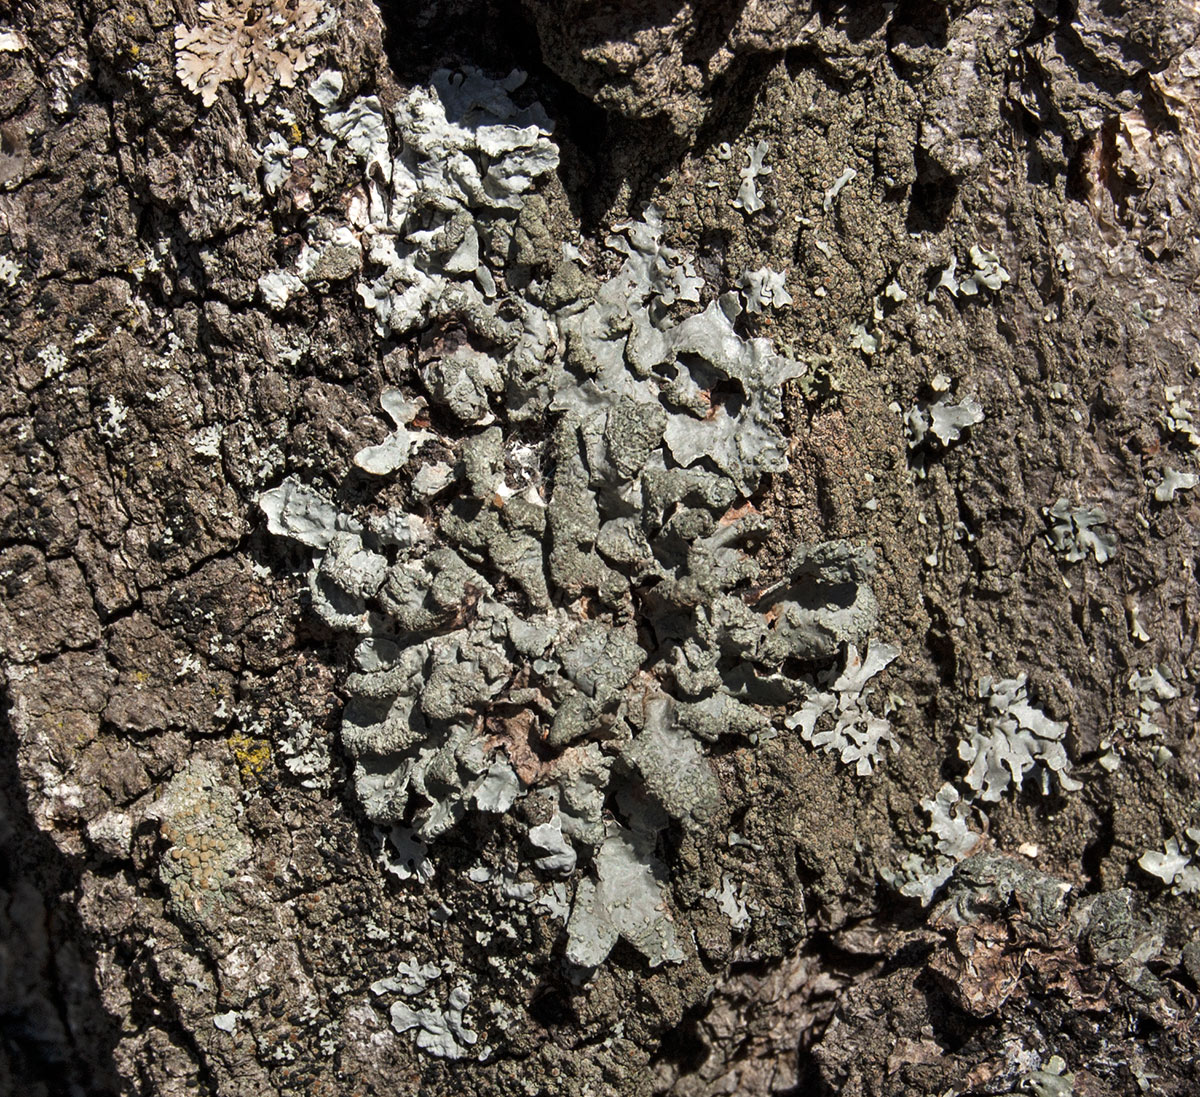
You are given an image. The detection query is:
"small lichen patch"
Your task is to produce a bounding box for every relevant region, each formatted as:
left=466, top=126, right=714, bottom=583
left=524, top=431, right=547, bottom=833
left=565, top=822, right=685, bottom=969
left=733, top=140, right=771, bottom=213
left=389, top=983, right=481, bottom=1060
left=897, top=782, right=982, bottom=904
left=175, top=0, right=328, bottom=109
left=906, top=395, right=984, bottom=452
left=958, top=675, right=1081, bottom=802
left=229, top=731, right=271, bottom=783
left=1043, top=498, right=1116, bottom=564
left=1153, top=467, right=1199, bottom=502
left=1162, top=385, right=1200, bottom=448
left=146, top=761, right=251, bottom=930
left=736, top=267, right=791, bottom=314
left=787, top=642, right=901, bottom=776
left=822, top=166, right=856, bottom=211
left=928, top=245, right=1010, bottom=300
left=1139, top=829, right=1200, bottom=895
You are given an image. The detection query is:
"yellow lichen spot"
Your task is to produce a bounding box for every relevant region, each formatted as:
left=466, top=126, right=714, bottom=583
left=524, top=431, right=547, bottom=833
left=229, top=731, right=271, bottom=782
left=290, top=122, right=302, bottom=144
left=130, top=44, right=140, bottom=59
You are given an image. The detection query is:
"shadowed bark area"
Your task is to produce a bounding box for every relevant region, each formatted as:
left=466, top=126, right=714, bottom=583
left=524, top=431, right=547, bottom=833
left=0, top=693, right=123, bottom=1097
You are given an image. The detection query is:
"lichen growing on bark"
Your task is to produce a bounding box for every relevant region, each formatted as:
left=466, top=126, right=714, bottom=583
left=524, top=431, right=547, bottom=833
left=260, top=67, right=887, bottom=975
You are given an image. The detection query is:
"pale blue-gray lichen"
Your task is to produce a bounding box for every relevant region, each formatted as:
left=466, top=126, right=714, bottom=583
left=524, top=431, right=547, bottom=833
left=959, top=674, right=1081, bottom=802
left=1044, top=498, right=1117, bottom=564
left=1139, top=829, right=1200, bottom=895
left=896, top=670, right=1084, bottom=904
left=260, top=69, right=887, bottom=973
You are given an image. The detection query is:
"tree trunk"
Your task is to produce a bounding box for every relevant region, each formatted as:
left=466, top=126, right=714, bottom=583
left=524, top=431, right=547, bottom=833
left=2, top=1, right=1198, bottom=1094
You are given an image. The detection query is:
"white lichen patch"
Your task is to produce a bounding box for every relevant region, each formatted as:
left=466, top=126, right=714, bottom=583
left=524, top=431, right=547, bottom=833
left=823, top=166, right=856, bottom=211
left=848, top=324, right=879, bottom=355
left=706, top=874, right=751, bottom=930
left=381, top=826, right=434, bottom=884
left=353, top=69, right=560, bottom=340
left=175, top=0, right=329, bottom=109
left=1153, top=466, right=1198, bottom=502
left=787, top=642, right=901, bottom=776
left=389, top=983, right=481, bottom=1060
left=928, top=245, right=1010, bottom=300
left=258, top=268, right=304, bottom=310
left=276, top=712, right=331, bottom=789
left=213, top=1011, right=239, bottom=1033
left=0, top=254, right=20, bottom=286
left=1162, top=386, right=1200, bottom=449
left=38, top=343, right=67, bottom=378
left=353, top=389, right=433, bottom=476
left=736, top=267, right=791, bottom=313
left=1044, top=498, right=1116, bottom=564
left=97, top=395, right=129, bottom=441
left=733, top=140, right=771, bottom=214
left=959, top=245, right=1009, bottom=294
left=898, top=782, right=981, bottom=904
left=190, top=425, right=223, bottom=459
left=906, top=395, right=984, bottom=451
left=1124, top=664, right=1180, bottom=740
left=565, top=822, right=684, bottom=968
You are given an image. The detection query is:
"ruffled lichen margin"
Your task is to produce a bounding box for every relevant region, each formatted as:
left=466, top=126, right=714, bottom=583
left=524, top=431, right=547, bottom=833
left=259, top=68, right=891, bottom=984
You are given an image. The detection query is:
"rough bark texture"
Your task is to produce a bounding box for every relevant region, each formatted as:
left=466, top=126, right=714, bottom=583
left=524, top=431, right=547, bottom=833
left=2, top=1, right=1199, bottom=1095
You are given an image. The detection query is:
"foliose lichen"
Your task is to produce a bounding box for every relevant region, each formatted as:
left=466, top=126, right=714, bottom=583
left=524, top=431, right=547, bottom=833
left=897, top=781, right=981, bottom=904
left=1139, top=828, right=1200, bottom=896
left=786, top=640, right=900, bottom=776
left=927, top=244, right=1010, bottom=300
left=897, top=672, right=1082, bottom=904
left=1043, top=498, right=1117, bottom=564
left=175, top=0, right=330, bottom=109
left=736, top=267, right=791, bottom=314
left=733, top=140, right=771, bottom=214
left=1153, top=466, right=1198, bottom=502
left=905, top=395, right=984, bottom=453
left=259, top=68, right=887, bottom=976
left=1162, top=385, right=1200, bottom=449
left=958, top=674, right=1081, bottom=802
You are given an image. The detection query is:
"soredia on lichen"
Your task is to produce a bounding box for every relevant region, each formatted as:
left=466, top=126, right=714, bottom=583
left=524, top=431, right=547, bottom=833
left=565, top=821, right=685, bottom=968
left=260, top=69, right=885, bottom=972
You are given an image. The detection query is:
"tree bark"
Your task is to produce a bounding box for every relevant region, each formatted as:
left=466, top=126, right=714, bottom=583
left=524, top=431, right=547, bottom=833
left=2, top=1, right=1198, bottom=1094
